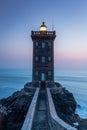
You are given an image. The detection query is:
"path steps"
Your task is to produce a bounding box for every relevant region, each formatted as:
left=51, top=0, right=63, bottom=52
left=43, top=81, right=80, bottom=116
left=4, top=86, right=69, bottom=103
left=32, top=88, right=50, bottom=130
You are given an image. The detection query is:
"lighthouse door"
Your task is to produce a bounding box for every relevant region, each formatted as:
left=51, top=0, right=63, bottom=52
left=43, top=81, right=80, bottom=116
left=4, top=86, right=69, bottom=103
left=41, top=73, right=45, bottom=89
left=41, top=73, right=45, bottom=81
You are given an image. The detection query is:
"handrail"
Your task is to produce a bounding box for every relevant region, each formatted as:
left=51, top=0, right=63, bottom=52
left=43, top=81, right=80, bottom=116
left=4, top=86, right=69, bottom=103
left=31, top=31, right=55, bottom=36
left=47, top=88, right=77, bottom=130
left=21, top=88, right=40, bottom=130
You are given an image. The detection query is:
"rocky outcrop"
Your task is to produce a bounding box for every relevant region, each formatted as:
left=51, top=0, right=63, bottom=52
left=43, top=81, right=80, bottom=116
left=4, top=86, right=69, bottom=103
left=78, top=119, right=87, bottom=130
left=51, top=83, right=87, bottom=130
left=0, top=82, right=86, bottom=130
left=51, top=83, right=78, bottom=126
left=0, top=85, right=34, bottom=130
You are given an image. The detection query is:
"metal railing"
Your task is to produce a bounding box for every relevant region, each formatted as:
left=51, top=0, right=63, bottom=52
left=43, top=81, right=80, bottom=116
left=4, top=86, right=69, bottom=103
left=31, top=31, right=55, bottom=36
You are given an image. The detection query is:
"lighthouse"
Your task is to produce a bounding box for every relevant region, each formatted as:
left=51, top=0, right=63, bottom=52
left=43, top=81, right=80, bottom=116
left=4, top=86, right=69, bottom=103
left=31, top=22, right=56, bottom=82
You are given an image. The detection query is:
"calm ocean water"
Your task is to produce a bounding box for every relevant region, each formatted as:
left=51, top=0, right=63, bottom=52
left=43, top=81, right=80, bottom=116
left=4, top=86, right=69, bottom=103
left=0, top=68, right=87, bottom=118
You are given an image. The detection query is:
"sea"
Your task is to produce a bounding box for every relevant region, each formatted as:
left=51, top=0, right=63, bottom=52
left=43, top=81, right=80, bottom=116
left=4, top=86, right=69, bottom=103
left=0, top=68, right=87, bottom=118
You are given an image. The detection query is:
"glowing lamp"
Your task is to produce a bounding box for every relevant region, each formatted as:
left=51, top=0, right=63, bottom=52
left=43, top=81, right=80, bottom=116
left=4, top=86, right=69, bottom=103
left=40, top=22, right=47, bottom=31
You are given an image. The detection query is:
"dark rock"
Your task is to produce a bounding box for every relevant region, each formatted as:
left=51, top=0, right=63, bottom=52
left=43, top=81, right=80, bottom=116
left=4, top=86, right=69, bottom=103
left=77, top=104, right=81, bottom=108
left=0, top=86, right=34, bottom=130
left=0, top=105, right=7, bottom=130
left=51, top=82, right=77, bottom=126
left=55, top=82, right=63, bottom=87
left=78, top=119, right=87, bottom=130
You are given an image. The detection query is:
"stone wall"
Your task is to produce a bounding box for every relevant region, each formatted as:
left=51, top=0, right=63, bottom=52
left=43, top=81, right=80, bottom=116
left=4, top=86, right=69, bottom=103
left=46, top=88, right=77, bottom=130
left=21, top=88, right=40, bottom=130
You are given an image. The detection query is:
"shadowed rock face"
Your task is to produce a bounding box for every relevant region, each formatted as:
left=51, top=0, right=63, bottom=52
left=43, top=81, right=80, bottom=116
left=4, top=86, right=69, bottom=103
left=78, top=119, right=87, bottom=130
left=51, top=85, right=77, bottom=126
left=0, top=88, right=34, bottom=130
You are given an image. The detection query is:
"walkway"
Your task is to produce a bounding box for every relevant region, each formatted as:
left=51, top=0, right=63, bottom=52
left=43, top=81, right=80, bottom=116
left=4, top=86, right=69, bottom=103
left=32, top=88, right=50, bottom=130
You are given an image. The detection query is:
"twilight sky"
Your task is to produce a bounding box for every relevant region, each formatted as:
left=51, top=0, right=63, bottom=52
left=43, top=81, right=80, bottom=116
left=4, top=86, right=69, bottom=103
left=0, top=0, right=87, bottom=70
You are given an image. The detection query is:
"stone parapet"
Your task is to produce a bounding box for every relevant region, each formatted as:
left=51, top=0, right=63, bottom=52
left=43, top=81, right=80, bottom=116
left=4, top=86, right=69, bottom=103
left=46, top=81, right=55, bottom=88
left=46, top=88, right=77, bottom=130
left=32, top=81, right=40, bottom=87
left=21, top=88, right=40, bottom=130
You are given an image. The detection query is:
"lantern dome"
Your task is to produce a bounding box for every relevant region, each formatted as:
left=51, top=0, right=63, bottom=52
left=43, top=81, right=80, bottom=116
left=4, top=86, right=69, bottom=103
left=40, top=22, right=47, bottom=31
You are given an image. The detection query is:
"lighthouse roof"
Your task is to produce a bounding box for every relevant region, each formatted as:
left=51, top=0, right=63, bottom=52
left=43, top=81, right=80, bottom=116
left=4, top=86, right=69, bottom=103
left=40, top=22, right=47, bottom=31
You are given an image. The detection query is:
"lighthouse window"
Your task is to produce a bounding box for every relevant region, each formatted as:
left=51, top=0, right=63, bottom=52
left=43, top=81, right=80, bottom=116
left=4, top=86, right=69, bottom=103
left=48, top=56, right=51, bottom=61
left=42, top=42, right=45, bottom=48
left=48, top=71, right=51, bottom=76
left=42, top=56, right=45, bottom=63
left=48, top=42, right=51, bottom=46
left=36, top=56, right=38, bottom=61
left=36, top=42, right=38, bottom=46
left=36, top=71, right=38, bottom=76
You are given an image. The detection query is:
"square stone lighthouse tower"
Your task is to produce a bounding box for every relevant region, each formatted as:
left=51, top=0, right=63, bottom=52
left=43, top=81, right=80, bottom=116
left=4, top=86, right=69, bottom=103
left=31, top=22, right=56, bottom=82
